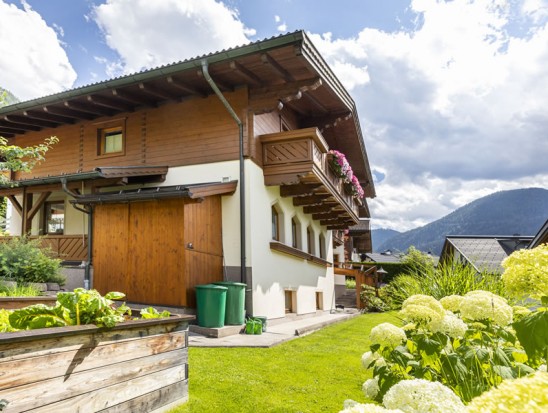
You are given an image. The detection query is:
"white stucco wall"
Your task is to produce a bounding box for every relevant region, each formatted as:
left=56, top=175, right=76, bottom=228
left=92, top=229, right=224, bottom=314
left=245, top=162, right=334, bottom=319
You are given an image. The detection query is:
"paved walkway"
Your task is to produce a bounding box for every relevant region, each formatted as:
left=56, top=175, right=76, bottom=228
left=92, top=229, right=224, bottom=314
left=189, top=310, right=360, bottom=348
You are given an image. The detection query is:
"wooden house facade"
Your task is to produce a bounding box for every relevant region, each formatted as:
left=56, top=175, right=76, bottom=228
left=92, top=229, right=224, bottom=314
left=0, top=31, right=375, bottom=320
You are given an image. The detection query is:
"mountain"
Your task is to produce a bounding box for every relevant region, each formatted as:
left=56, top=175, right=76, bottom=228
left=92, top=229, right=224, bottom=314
left=371, top=228, right=400, bottom=252
left=377, top=188, right=548, bottom=255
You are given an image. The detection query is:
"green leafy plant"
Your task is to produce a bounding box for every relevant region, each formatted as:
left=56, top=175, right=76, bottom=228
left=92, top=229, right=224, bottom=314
left=0, top=282, right=41, bottom=297
left=382, top=257, right=508, bottom=310
left=360, top=284, right=389, bottom=312
left=0, top=309, right=16, bottom=332
left=9, top=288, right=131, bottom=329
left=360, top=292, right=540, bottom=405
left=140, top=306, right=171, bottom=319
left=502, top=244, right=548, bottom=366
left=0, top=237, right=64, bottom=285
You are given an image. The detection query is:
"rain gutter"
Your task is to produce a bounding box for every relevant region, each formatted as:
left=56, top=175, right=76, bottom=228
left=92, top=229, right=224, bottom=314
left=201, top=59, right=246, bottom=286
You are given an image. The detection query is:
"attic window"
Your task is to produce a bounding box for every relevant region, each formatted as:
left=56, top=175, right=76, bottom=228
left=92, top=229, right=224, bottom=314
left=98, top=125, right=124, bottom=156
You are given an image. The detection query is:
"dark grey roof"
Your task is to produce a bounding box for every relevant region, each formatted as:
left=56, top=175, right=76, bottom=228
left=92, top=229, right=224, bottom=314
left=529, top=219, right=548, bottom=249
left=445, top=236, right=533, bottom=273
left=365, top=252, right=403, bottom=263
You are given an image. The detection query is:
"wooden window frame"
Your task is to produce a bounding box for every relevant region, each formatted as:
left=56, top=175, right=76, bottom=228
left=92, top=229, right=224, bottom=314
left=319, top=233, right=326, bottom=259
left=272, top=205, right=280, bottom=241
left=97, top=124, right=125, bottom=157
left=42, top=200, right=65, bottom=235
left=306, top=226, right=314, bottom=255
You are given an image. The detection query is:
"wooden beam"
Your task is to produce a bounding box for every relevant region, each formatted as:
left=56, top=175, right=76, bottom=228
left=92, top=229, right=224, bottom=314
left=64, top=100, right=115, bottom=117
left=303, top=92, right=328, bottom=114
left=87, top=95, right=134, bottom=112
left=21, top=191, right=33, bottom=235
left=249, top=78, right=322, bottom=114
left=196, top=70, right=232, bottom=92
left=23, top=110, right=70, bottom=125
left=7, top=195, right=22, bottom=216
left=292, top=195, right=329, bottom=206
left=312, top=211, right=344, bottom=220
left=27, top=191, right=51, bottom=222
left=0, top=126, right=25, bottom=135
left=303, top=204, right=336, bottom=214
left=4, top=115, right=58, bottom=129
left=261, top=53, right=294, bottom=82
left=1, top=117, right=42, bottom=131
left=44, top=105, right=95, bottom=121
left=166, top=76, right=206, bottom=97
left=280, top=184, right=322, bottom=197
left=112, top=89, right=158, bottom=107
left=229, top=61, right=263, bottom=86
left=138, top=83, right=181, bottom=101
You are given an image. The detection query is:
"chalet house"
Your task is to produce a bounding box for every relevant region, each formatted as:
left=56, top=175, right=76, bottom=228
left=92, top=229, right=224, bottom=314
left=0, top=31, right=375, bottom=320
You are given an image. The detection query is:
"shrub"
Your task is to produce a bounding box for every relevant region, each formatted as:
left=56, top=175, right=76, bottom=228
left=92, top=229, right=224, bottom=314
left=359, top=292, right=540, bottom=405
left=360, top=285, right=389, bottom=312
left=382, top=258, right=508, bottom=310
left=0, top=282, right=42, bottom=297
left=0, top=237, right=64, bottom=285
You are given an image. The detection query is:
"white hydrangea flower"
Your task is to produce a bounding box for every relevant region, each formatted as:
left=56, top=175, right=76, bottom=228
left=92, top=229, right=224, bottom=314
left=400, top=295, right=445, bottom=325
left=440, top=295, right=463, bottom=312
left=382, top=379, right=465, bottom=413
left=370, top=322, right=407, bottom=348
left=429, top=311, right=468, bottom=338
left=502, top=244, right=548, bottom=300
left=539, top=364, right=547, bottom=372
left=362, top=351, right=386, bottom=370
left=460, top=290, right=513, bottom=326
left=466, top=372, right=548, bottom=413
left=339, top=402, right=404, bottom=413
left=363, top=376, right=380, bottom=399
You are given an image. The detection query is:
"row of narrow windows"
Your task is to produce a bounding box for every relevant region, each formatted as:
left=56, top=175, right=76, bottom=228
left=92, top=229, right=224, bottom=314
left=271, top=205, right=326, bottom=259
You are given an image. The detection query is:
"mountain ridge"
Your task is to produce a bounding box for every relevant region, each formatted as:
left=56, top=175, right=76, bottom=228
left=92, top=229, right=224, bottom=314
left=375, top=188, right=548, bottom=255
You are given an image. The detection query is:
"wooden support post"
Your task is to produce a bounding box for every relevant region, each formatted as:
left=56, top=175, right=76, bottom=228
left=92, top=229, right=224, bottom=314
left=21, top=189, right=33, bottom=235
left=356, top=272, right=365, bottom=310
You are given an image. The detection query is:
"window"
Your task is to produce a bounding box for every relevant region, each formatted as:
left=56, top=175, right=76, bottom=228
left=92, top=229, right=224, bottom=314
left=98, top=126, right=124, bottom=155
left=319, top=233, right=326, bottom=259
left=307, top=226, right=314, bottom=254
left=291, top=217, right=301, bottom=249
left=272, top=206, right=279, bottom=241
left=43, top=201, right=65, bottom=234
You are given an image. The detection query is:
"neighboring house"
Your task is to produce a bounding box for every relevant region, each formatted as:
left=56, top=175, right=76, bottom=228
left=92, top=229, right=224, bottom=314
left=529, top=218, right=548, bottom=249
left=364, top=250, right=403, bottom=264
left=440, top=235, right=533, bottom=274
left=0, top=31, right=375, bottom=321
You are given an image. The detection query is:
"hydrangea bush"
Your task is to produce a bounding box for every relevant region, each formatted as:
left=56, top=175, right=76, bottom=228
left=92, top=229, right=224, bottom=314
left=360, top=292, right=541, bottom=404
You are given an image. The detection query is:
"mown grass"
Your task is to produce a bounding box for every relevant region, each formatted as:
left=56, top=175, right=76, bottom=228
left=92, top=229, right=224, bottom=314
left=170, top=312, right=399, bottom=413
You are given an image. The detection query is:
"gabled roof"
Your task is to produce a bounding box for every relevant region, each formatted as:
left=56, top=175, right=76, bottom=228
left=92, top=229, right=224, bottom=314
left=441, top=235, right=533, bottom=273
left=0, top=30, right=375, bottom=197
left=529, top=219, right=548, bottom=248
left=365, top=251, right=403, bottom=263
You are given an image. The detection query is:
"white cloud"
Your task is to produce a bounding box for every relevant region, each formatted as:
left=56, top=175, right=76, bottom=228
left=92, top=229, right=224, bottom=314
left=277, top=23, right=287, bottom=32
left=0, top=1, right=76, bottom=101
left=308, top=0, right=548, bottom=230
left=93, top=0, right=255, bottom=76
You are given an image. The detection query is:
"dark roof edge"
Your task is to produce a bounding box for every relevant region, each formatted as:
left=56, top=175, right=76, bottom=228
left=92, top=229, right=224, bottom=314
left=446, top=235, right=534, bottom=239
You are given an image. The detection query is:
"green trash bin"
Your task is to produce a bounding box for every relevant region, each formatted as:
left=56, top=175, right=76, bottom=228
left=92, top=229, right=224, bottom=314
left=195, top=284, right=227, bottom=328
left=213, top=281, right=246, bottom=325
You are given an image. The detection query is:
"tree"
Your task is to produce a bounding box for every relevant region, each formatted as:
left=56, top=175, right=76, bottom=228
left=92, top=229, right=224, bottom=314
left=0, top=90, right=58, bottom=186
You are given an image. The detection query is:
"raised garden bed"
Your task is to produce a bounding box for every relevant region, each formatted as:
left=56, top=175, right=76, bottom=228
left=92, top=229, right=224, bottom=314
left=0, top=296, right=57, bottom=310
left=0, top=314, right=193, bottom=412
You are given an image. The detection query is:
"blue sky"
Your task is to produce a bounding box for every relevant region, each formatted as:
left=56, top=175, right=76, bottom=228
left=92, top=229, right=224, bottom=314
left=1, top=0, right=547, bottom=231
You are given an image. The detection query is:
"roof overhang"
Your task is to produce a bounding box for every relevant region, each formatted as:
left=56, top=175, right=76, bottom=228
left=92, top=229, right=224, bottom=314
left=69, top=181, right=237, bottom=205
left=0, top=166, right=169, bottom=195
left=0, top=30, right=375, bottom=198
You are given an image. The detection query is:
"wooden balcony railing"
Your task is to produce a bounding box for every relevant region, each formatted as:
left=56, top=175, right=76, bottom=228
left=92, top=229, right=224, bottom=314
left=0, top=235, right=88, bottom=262
left=260, top=127, right=364, bottom=229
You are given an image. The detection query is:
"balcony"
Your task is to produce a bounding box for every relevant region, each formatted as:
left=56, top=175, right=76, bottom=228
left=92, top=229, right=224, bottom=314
left=260, top=127, right=366, bottom=229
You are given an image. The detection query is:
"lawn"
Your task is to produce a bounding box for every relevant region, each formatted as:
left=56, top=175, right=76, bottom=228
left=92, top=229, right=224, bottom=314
left=170, top=312, right=399, bottom=413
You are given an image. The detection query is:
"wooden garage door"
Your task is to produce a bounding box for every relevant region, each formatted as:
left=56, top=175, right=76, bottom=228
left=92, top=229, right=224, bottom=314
left=93, top=199, right=185, bottom=306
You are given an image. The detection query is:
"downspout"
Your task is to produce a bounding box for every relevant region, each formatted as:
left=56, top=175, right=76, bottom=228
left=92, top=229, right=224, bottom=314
left=201, top=59, right=246, bottom=285
left=61, top=179, right=92, bottom=290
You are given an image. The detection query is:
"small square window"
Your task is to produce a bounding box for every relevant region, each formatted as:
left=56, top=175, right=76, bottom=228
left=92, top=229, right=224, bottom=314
left=98, top=126, right=124, bottom=156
